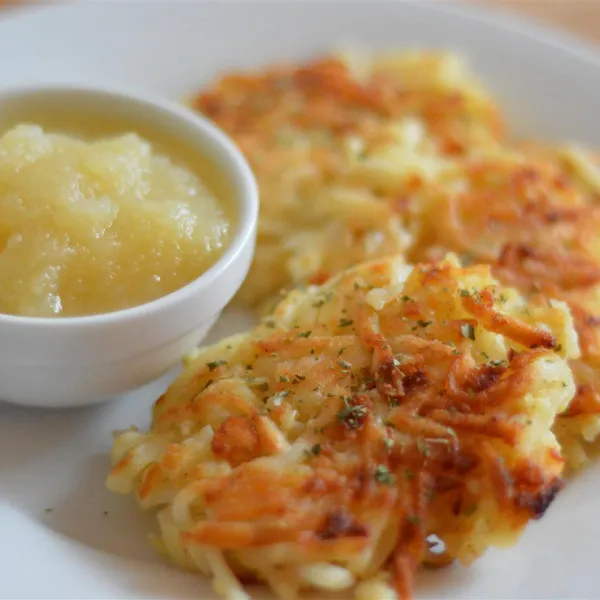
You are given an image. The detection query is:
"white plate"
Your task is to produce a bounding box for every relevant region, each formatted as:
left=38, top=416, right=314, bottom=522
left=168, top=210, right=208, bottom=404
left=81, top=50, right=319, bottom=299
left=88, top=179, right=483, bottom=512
left=1, top=2, right=600, bottom=598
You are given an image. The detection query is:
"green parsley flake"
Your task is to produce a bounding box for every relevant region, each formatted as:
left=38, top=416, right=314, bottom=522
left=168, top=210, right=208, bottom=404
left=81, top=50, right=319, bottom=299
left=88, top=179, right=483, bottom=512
left=207, top=360, right=227, bottom=371
left=337, top=399, right=367, bottom=429
left=489, top=359, right=507, bottom=367
left=374, top=465, right=396, bottom=485
left=297, top=331, right=312, bottom=338
left=337, top=359, right=352, bottom=370
left=339, top=318, right=354, bottom=328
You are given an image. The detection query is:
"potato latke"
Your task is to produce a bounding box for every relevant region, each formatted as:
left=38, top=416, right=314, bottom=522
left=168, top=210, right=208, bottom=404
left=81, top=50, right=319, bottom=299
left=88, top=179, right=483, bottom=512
left=193, top=52, right=503, bottom=306
left=107, top=255, right=576, bottom=600
left=192, top=51, right=600, bottom=469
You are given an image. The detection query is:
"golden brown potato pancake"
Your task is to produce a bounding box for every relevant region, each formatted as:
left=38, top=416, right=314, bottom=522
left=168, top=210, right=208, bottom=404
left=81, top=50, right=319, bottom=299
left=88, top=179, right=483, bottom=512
left=192, top=52, right=504, bottom=306
left=107, top=256, right=576, bottom=600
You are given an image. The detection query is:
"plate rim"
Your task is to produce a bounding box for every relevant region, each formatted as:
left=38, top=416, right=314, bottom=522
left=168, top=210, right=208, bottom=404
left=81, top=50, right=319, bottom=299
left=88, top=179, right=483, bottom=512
left=1, top=2, right=600, bottom=599
left=3, top=0, right=600, bottom=69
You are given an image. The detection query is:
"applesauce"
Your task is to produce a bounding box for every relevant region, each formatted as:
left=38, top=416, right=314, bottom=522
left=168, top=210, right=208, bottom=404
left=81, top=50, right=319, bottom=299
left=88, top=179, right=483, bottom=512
left=0, top=124, right=232, bottom=317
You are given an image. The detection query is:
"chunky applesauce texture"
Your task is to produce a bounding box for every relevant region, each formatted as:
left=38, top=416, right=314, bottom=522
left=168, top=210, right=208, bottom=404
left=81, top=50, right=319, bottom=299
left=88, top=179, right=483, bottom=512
left=0, top=124, right=231, bottom=317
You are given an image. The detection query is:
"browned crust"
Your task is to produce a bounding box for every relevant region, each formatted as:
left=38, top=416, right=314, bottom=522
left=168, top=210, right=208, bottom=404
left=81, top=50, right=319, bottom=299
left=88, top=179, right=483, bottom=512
left=138, top=261, right=567, bottom=600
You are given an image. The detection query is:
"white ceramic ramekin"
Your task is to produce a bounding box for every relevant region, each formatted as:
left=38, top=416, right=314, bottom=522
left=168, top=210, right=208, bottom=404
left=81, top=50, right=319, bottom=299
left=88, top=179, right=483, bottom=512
left=0, top=85, right=258, bottom=408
